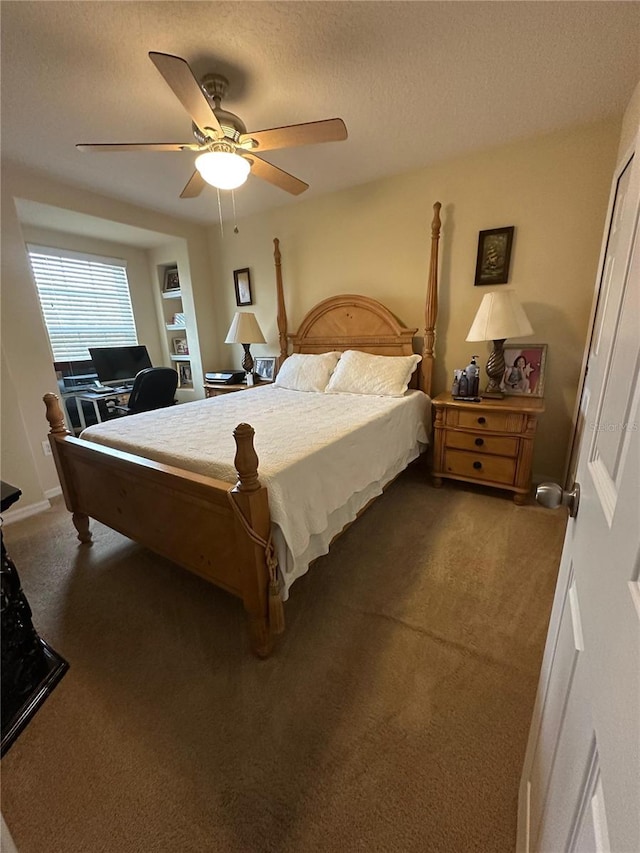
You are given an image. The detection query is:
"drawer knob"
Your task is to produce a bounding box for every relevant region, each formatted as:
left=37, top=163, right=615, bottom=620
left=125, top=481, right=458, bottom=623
left=477, top=416, right=486, bottom=425
left=473, top=461, right=482, bottom=470
left=474, top=437, right=484, bottom=447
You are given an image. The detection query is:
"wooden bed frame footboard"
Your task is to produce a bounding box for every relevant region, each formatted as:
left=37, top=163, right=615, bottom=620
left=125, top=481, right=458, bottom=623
left=44, top=395, right=275, bottom=657
left=42, top=202, right=442, bottom=658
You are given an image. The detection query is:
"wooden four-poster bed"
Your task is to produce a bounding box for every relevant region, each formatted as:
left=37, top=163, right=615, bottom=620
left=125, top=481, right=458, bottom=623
left=43, top=202, right=442, bottom=657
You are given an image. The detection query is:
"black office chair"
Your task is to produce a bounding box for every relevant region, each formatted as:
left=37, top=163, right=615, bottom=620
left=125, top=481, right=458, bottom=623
left=111, top=367, right=178, bottom=416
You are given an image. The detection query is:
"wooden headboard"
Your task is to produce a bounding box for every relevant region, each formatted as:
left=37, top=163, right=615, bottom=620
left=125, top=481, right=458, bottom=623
left=272, top=201, right=441, bottom=396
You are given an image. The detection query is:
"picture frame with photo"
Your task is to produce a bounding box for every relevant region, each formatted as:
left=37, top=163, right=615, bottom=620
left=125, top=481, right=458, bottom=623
left=171, top=312, right=185, bottom=327
left=163, top=267, right=180, bottom=292
left=254, top=356, right=276, bottom=382
left=500, top=344, right=547, bottom=397
left=177, top=362, right=193, bottom=388
left=474, top=226, right=515, bottom=286
left=233, top=268, right=252, bottom=306
left=172, top=337, right=189, bottom=355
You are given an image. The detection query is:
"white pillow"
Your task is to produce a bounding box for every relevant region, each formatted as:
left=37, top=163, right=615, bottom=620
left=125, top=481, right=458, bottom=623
left=274, top=352, right=342, bottom=393
left=325, top=350, right=421, bottom=396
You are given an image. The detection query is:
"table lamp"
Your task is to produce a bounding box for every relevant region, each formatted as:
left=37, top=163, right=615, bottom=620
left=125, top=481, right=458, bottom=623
left=224, top=312, right=266, bottom=380
left=466, top=290, right=533, bottom=398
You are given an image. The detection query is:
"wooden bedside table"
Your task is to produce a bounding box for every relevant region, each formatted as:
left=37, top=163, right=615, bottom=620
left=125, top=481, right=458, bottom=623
left=432, top=392, right=545, bottom=504
left=204, top=380, right=272, bottom=398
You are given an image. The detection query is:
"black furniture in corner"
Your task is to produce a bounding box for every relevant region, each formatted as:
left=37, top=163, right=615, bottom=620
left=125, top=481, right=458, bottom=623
left=112, top=367, right=178, bottom=416
left=1, top=481, right=68, bottom=756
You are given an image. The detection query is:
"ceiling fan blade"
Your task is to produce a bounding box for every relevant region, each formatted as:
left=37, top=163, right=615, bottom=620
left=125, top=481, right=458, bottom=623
left=246, top=155, right=309, bottom=195
left=149, top=51, right=222, bottom=137
left=239, top=118, right=347, bottom=153
left=180, top=170, right=206, bottom=199
left=76, top=142, right=199, bottom=152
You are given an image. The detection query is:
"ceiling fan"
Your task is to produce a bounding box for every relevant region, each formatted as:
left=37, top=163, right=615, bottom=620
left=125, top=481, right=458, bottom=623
left=77, top=51, right=348, bottom=198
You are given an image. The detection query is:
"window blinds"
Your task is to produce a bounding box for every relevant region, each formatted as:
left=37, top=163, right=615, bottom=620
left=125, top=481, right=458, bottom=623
left=28, top=245, right=138, bottom=361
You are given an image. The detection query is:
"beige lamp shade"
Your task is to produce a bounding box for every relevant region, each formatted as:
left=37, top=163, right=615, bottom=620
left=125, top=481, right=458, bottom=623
left=466, top=290, right=533, bottom=342
left=224, top=312, right=266, bottom=345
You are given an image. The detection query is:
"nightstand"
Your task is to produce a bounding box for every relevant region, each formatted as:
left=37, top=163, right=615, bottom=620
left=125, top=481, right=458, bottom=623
left=432, top=392, right=545, bottom=504
left=204, top=380, right=272, bottom=398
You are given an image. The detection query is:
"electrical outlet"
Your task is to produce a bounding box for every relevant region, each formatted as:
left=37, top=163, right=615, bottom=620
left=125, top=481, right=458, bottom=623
left=42, top=440, right=52, bottom=457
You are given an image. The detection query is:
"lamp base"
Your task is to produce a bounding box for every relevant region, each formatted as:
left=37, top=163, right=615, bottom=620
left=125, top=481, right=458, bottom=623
left=241, top=343, right=254, bottom=376
left=484, top=338, right=506, bottom=399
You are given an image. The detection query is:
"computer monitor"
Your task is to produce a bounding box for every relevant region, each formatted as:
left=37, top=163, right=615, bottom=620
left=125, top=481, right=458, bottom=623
left=89, top=345, right=152, bottom=386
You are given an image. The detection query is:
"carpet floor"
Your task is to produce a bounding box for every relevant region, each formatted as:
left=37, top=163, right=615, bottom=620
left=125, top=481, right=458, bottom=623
left=1, top=465, right=566, bottom=853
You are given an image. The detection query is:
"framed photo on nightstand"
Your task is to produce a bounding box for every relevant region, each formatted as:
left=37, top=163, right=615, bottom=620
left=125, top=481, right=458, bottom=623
left=500, top=344, right=547, bottom=397
left=254, top=356, right=276, bottom=381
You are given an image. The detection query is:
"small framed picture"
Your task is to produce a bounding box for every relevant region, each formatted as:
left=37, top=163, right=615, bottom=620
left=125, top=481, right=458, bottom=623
left=163, top=267, right=180, bottom=292
left=171, top=312, right=185, bottom=327
left=233, top=268, right=252, bottom=306
left=254, top=356, right=276, bottom=382
left=474, top=226, right=515, bottom=286
left=173, top=337, right=189, bottom=355
left=177, top=361, right=193, bottom=388
left=500, top=344, right=547, bottom=397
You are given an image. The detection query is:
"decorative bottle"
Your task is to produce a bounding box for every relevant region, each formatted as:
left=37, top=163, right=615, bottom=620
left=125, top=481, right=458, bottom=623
left=451, top=370, right=460, bottom=397
left=465, top=356, right=480, bottom=397
left=458, top=371, right=469, bottom=397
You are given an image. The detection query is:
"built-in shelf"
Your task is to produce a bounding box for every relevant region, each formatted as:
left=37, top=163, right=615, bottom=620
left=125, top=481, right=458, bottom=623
left=162, top=289, right=182, bottom=300
left=165, top=323, right=186, bottom=331
left=170, top=354, right=191, bottom=362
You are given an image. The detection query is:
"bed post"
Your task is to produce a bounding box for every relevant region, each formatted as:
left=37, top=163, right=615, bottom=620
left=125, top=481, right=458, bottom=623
left=230, top=423, right=274, bottom=658
left=421, top=201, right=442, bottom=397
left=43, top=393, right=92, bottom=543
left=274, top=238, right=288, bottom=368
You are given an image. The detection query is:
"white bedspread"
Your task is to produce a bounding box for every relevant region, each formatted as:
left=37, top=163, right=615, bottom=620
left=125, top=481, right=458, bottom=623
left=82, top=386, right=430, bottom=594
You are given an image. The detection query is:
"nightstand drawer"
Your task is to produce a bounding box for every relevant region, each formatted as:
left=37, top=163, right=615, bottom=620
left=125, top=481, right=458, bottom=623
left=449, top=409, right=525, bottom=433
left=445, top=431, right=518, bottom=457
left=444, top=449, right=516, bottom=485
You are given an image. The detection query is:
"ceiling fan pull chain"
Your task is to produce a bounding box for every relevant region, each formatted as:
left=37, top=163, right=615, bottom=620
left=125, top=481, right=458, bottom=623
left=232, top=189, right=239, bottom=234
left=216, top=187, right=224, bottom=238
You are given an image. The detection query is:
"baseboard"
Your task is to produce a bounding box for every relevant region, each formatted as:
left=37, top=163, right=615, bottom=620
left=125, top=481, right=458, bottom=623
left=2, top=499, right=51, bottom=525
left=44, top=486, right=62, bottom=500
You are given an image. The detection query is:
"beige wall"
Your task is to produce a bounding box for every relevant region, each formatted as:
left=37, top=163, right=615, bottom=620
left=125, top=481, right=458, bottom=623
left=1, top=162, right=216, bottom=511
left=0, top=117, right=623, bottom=512
left=209, top=119, right=620, bottom=480
left=618, top=79, right=640, bottom=160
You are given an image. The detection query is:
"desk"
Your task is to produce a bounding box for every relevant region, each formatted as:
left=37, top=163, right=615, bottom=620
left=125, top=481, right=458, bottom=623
left=69, top=390, right=130, bottom=430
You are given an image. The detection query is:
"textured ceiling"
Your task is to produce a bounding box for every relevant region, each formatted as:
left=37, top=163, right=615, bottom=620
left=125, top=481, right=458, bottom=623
left=2, top=1, right=639, bottom=225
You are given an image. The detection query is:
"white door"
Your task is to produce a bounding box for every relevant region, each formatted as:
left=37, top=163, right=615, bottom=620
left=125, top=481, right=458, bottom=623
left=517, top=127, right=640, bottom=853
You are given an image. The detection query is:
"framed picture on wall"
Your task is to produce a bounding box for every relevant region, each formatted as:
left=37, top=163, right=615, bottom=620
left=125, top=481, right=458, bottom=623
left=500, top=344, right=547, bottom=397
left=233, top=268, right=252, bottom=306
left=474, top=226, right=515, bottom=286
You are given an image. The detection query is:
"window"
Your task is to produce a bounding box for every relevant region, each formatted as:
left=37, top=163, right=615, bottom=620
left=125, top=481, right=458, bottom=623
left=28, top=245, right=137, bottom=361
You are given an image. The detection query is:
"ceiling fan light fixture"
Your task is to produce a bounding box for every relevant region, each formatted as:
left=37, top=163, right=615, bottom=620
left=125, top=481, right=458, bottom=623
left=195, top=150, right=250, bottom=190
